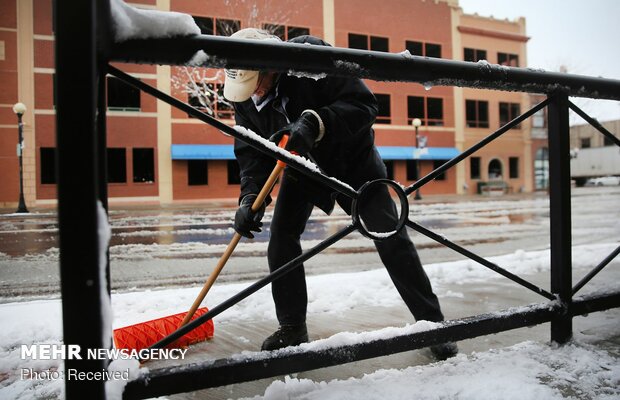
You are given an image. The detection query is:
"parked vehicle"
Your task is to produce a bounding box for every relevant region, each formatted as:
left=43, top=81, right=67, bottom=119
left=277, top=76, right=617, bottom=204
left=586, top=176, right=620, bottom=186
left=570, top=146, right=620, bottom=186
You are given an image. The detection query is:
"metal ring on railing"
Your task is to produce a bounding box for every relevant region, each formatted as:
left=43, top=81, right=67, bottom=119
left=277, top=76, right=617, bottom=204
left=351, top=179, right=409, bottom=241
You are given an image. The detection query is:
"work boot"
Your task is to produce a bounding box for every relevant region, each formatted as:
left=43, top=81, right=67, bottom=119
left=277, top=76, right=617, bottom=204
left=429, top=341, right=458, bottom=360
left=261, top=323, right=309, bottom=351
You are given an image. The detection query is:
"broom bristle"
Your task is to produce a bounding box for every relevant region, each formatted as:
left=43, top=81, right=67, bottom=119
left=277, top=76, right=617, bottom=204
left=113, top=307, right=214, bottom=351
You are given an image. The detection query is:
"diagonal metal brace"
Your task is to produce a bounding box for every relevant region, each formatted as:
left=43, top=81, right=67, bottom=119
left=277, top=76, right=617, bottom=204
left=406, top=219, right=556, bottom=300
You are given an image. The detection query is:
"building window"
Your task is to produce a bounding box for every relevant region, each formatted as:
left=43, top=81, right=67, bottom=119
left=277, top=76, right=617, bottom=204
left=107, top=76, right=140, bottom=111
left=263, top=24, right=310, bottom=40
left=466, top=100, right=489, bottom=128
left=40, top=147, right=56, bottom=184
left=383, top=160, right=394, bottom=180
left=581, top=138, right=591, bottom=148
left=532, top=108, right=546, bottom=128
left=464, top=48, right=487, bottom=62
left=188, top=160, right=209, bottom=185
left=375, top=94, right=391, bottom=124
left=193, top=16, right=240, bottom=36
left=603, top=135, right=615, bottom=146
left=107, top=148, right=127, bottom=183
left=498, top=52, right=519, bottom=67
left=188, top=83, right=234, bottom=119
left=433, top=160, right=446, bottom=180
left=348, top=33, right=389, bottom=52
left=499, top=102, right=521, bottom=129
left=406, top=160, right=419, bottom=180
left=227, top=160, right=241, bottom=184
left=406, top=40, right=442, bottom=58
left=133, top=148, right=155, bottom=183
left=470, top=157, right=481, bottom=179
left=408, top=96, right=444, bottom=126
left=509, top=157, right=519, bottom=179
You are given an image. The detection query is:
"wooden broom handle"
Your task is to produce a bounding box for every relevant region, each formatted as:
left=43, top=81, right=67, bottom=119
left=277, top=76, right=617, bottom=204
left=179, top=136, right=289, bottom=328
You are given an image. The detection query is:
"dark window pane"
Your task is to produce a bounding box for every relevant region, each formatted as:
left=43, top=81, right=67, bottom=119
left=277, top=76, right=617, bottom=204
left=511, top=103, right=521, bottom=129
left=287, top=26, right=309, bottom=39
left=464, top=48, right=475, bottom=62
left=188, top=160, right=208, bottom=185
left=466, top=100, right=477, bottom=127
left=427, top=97, right=443, bottom=126
left=406, top=160, right=419, bottom=180
left=478, top=101, right=489, bottom=127
left=509, top=157, right=519, bottom=179
left=264, top=23, right=285, bottom=40
left=433, top=160, right=446, bottom=180
left=193, top=16, right=214, bottom=35
left=133, top=148, right=155, bottom=183
left=478, top=49, right=487, bottom=61
left=40, top=147, right=56, bottom=184
left=604, top=136, right=614, bottom=146
left=107, top=148, right=127, bottom=183
left=406, top=40, right=423, bottom=56
left=227, top=160, right=241, bottom=184
left=348, top=33, right=368, bottom=50
left=216, top=19, right=240, bottom=36
left=470, top=157, right=481, bottom=179
left=498, top=52, right=519, bottom=67
left=383, top=160, right=394, bottom=180
left=370, top=36, right=389, bottom=52
left=581, top=138, right=591, bottom=148
left=375, top=94, right=391, bottom=124
left=425, top=43, right=441, bottom=58
left=499, top=102, right=510, bottom=126
left=107, top=77, right=140, bottom=110
left=407, top=96, right=424, bottom=120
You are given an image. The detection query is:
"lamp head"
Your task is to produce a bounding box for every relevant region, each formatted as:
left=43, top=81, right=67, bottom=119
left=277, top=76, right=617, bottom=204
left=13, top=103, right=27, bottom=115
left=412, top=118, right=422, bottom=128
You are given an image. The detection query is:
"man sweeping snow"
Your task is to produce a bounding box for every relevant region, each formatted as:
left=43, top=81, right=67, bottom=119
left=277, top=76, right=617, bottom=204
left=224, top=28, right=457, bottom=359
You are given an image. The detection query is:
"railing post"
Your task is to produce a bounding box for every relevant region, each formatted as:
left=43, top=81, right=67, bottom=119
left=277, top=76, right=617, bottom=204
left=55, top=0, right=108, bottom=398
left=547, top=94, right=572, bottom=344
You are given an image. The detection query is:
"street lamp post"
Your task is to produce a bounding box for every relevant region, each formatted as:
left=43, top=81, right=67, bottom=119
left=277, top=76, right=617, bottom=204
left=412, top=118, right=422, bottom=200
left=12, top=102, right=29, bottom=213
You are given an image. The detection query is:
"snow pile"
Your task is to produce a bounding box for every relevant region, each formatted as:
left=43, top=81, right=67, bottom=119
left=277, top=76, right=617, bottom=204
left=0, top=243, right=618, bottom=399
left=249, top=340, right=620, bottom=400
left=110, top=0, right=200, bottom=42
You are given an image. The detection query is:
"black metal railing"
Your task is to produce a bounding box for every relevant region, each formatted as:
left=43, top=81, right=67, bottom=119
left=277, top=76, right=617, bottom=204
left=54, top=1, right=619, bottom=398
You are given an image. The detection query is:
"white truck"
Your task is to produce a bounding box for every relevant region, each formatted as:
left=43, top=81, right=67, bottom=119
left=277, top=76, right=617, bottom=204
left=570, top=146, right=620, bottom=186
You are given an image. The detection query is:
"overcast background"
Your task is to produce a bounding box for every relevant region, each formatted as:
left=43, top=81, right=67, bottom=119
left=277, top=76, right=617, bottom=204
left=459, top=0, right=620, bottom=125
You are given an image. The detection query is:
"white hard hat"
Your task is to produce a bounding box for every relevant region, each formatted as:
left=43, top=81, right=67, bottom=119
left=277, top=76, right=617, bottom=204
left=223, top=28, right=280, bottom=102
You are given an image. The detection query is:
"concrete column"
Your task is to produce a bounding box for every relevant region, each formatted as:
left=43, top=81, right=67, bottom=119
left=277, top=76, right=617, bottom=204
left=156, top=0, right=173, bottom=205
left=322, top=0, right=335, bottom=45
left=16, top=0, right=36, bottom=207
left=450, top=5, right=466, bottom=194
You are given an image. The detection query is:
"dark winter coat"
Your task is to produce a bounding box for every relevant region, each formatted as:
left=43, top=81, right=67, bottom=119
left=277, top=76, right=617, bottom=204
left=232, top=35, right=382, bottom=212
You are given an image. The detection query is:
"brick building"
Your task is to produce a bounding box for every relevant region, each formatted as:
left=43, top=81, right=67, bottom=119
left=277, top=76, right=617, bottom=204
left=0, top=0, right=535, bottom=208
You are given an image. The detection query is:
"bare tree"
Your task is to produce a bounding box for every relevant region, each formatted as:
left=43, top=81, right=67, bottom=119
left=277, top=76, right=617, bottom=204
left=172, top=0, right=307, bottom=120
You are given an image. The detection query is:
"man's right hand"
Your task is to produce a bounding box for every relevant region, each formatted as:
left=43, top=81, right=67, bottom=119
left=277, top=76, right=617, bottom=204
left=234, top=194, right=266, bottom=239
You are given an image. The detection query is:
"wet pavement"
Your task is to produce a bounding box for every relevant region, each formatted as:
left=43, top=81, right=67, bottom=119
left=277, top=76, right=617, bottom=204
left=0, top=187, right=618, bottom=300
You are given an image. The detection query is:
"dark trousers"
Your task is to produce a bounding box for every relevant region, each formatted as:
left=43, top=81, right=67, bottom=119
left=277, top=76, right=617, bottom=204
left=267, top=151, right=444, bottom=326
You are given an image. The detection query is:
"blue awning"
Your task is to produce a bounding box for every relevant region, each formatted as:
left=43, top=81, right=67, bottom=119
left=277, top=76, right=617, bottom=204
left=171, top=144, right=235, bottom=160
left=378, top=146, right=460, bottom=160
left=171, top=144, right=460, bottom=161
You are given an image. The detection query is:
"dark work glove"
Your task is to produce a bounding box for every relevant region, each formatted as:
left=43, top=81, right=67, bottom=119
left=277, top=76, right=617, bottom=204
left=234, top=194, right=266, bottom=239
left=270, top=112, right=321, bottom=155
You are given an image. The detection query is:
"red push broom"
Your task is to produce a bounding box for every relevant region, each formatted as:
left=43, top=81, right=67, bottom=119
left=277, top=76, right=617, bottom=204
left=113, top=136, right=289, bottom=351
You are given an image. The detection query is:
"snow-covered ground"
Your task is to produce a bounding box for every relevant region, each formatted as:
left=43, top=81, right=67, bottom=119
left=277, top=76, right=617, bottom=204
left=0, top=241, right=618, bottom=399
